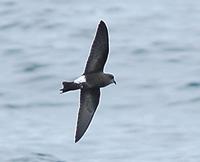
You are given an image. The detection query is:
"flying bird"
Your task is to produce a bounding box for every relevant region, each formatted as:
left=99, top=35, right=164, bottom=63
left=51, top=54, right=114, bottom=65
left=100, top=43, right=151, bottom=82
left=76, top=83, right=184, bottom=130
left=60, top=20, right=116, bottom=143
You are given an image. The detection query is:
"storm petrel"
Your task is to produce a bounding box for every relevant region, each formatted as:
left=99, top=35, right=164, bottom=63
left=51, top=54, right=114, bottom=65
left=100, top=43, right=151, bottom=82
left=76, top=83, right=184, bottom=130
left=60, top=20, right=116, bottom=143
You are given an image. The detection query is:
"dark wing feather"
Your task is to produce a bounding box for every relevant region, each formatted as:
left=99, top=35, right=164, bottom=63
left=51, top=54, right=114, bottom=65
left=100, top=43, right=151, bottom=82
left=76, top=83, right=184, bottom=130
left=84, top=20, right=109, bottom=74
left=75, top=88, right=100, bottom=142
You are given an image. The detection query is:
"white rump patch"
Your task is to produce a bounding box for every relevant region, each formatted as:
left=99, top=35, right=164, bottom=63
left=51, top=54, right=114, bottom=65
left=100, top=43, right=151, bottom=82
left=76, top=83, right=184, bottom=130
left=74, top=75, right=86, bottom=84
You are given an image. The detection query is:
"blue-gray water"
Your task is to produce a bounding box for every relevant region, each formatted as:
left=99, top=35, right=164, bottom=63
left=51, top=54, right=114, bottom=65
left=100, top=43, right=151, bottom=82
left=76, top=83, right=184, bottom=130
left=1, top=0, right=200, bottom=161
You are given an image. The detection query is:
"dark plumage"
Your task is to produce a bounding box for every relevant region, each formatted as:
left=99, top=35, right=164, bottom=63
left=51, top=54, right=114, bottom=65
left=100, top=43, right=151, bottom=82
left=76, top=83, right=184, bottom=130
left=84, top=20, right=109, bottom=74
left=60, top=20, right=116, bottom=143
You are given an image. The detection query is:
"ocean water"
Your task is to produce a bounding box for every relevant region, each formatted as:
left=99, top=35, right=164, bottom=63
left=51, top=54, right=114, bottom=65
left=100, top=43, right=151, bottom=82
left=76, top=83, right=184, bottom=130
left=1, top=0, right=200, bottom=161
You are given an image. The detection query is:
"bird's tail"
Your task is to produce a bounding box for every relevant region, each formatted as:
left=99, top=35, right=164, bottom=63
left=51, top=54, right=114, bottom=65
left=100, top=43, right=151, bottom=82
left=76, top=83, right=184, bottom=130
left=60, top=82, right=81, bottom=93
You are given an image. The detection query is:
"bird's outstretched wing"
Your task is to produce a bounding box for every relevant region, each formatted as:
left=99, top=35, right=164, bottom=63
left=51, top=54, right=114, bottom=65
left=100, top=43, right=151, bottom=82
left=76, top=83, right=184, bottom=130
left=84, top=20, right=109, bottom=74
left=75, top=88, right=100, bottom=142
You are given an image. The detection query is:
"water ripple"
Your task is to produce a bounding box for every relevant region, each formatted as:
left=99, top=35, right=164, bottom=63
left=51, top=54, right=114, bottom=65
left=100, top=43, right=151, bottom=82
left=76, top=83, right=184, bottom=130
left=4, top=48, right=24, bottom=56
left=185, top=82, right=200, bottom=88
left=21, top=63, right=49, bottom=73
left=9, top=153, right=65, bottom=162
left=0, top=1, right=16, bottom=7
left=3, top=102, right=66, bottom=109
left=132, top=48, right=149, bottom=55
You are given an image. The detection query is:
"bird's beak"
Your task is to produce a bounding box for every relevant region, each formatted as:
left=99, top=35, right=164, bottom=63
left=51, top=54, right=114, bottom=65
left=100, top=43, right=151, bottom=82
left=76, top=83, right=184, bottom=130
left=113, top=79, right=116, bottom=85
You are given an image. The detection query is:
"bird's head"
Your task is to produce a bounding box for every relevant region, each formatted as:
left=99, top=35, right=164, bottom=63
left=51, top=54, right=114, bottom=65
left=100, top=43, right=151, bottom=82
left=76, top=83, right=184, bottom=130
left=106, top=73, right=116, bottom=85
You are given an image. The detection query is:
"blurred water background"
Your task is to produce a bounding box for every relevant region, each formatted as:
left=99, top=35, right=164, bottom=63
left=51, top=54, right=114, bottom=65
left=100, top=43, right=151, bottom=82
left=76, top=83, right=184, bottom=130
left=1, top=0, right=200, bottom=161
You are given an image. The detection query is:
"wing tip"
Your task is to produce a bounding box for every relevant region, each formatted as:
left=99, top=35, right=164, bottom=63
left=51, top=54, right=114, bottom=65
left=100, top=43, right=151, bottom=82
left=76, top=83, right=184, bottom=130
left=75, top=138, right=79, bottom=143
left=74, top=120, right=84, bottom=143
left=99, top=20, right=107, bottom=27
left=75, top=132, right=83, bottom=143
